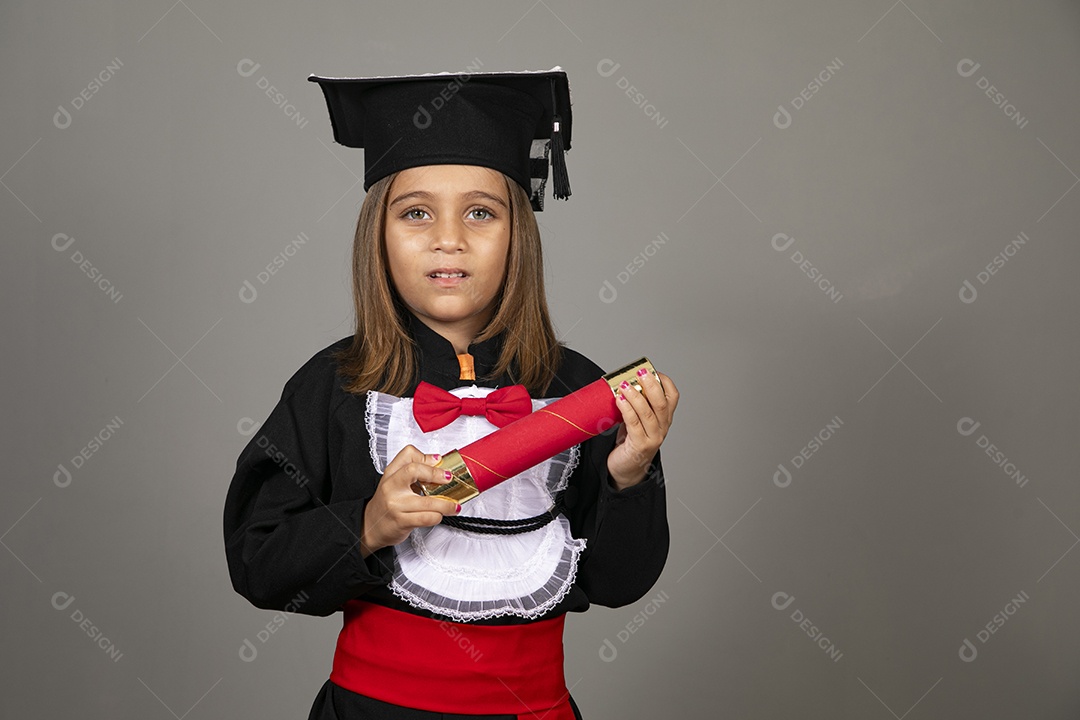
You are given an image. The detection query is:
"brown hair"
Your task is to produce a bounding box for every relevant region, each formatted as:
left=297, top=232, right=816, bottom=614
left=331, top=170, right=564, bottom=397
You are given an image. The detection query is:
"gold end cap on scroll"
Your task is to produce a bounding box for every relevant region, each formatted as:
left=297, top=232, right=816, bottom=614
left=603, top=357, right=663, bottom=396
left=414, top=449, right=480, bottom=504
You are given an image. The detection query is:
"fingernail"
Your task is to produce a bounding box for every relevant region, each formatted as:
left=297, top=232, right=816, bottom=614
left=432, top=453, right=441, bottom=461
left=444, top=470, right=453, bottom=480
left=637, top=368, right=648, bottom=377
left=620, top=380, right=630, bottom=389
left=618, top=393, right=626, bottom=402
left=455, top=504, right=462, bottom=513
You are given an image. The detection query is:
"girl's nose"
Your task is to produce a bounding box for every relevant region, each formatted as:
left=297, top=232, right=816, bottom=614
left=430, top=216, right=467, bottom=251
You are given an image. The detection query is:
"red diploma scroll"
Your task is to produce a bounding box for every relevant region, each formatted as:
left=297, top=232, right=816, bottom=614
left=417, top=357, right=661, bottom=504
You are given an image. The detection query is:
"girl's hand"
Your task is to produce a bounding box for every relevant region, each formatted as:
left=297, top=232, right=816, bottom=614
left=607, top=370, right=679, bottom=491
left=360, top=445, right=460, bottom=557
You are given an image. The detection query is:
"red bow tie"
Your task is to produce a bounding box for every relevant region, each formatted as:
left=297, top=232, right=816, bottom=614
left=412, top=381, right=533, bottom=433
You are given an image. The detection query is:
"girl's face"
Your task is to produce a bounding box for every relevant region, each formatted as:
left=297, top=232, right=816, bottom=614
left=384, top=164, right=511, bottom=343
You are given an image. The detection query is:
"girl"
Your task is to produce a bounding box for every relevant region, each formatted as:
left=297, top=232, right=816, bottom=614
left=223, top=68, right=679, bottom=720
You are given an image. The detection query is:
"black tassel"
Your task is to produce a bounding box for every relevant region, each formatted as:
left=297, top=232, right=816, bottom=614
left=550, top=114, right=571, bottom=200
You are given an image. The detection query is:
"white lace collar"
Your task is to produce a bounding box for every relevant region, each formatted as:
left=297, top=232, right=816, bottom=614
left=365, top=385, right=586, bottom=622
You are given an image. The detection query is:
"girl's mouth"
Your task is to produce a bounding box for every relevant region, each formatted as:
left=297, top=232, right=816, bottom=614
left=428, top=271, right=469, bottom=287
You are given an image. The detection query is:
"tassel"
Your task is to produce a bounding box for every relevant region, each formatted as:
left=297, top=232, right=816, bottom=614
left=550, top=114, right=571, bottom=200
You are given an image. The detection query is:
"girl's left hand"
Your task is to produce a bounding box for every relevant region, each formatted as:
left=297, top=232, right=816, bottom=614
left=607, top=369, right=679, bottom=491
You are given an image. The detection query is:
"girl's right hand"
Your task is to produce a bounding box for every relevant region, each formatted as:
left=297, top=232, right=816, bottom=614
left=360, top=444, right=459, bottom=557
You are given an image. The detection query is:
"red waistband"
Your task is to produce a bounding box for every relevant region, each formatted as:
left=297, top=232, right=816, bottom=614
left=330, top=599, right=574, bottom=718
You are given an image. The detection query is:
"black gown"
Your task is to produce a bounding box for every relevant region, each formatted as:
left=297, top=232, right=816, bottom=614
left=223, top=310, right=669, bottom=719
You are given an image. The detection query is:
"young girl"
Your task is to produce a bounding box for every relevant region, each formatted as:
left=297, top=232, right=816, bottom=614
left=223, top=68, right=679, bottom=720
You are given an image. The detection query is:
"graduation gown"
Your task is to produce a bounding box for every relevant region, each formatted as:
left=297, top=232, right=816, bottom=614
left=223, top=310, right=669, bottom=718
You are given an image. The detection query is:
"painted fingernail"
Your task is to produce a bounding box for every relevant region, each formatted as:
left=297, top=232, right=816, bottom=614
left=455, top=504, right=462, bottom=513
left=637, top=368, right=648, bottom=377
left=620, top=380, right=630, bottom=389
left=432, top=453, right=441, bottom=461
left=444, top=470, right=453, bottom=480
left=618, top=393, right=627, bottom=402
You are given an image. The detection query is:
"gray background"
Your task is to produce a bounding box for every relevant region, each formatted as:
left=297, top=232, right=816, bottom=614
left=3, top=1, right=1078, bottom=718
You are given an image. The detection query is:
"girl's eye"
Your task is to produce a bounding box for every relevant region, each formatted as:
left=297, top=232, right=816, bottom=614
left=469, top=208, right=493, bottom=221
left=403, top=208, right=430, bottom=221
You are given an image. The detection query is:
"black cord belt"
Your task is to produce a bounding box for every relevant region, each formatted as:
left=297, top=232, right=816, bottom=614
left=440, top=491, right=565, bottom=535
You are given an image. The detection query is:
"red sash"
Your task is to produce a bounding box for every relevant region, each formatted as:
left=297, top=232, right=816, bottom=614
left=330, top=599, right=575, bottom=718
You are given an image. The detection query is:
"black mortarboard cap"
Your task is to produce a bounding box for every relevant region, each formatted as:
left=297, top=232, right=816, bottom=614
left=308, top=68, right=572, bottom=211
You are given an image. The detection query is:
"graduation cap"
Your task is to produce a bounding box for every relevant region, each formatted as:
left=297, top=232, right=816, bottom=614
left=307, top=68, right=572, bottom=211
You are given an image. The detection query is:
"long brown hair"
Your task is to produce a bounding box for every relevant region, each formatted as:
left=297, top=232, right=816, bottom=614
left=331, top=170, right=564, bottom=397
